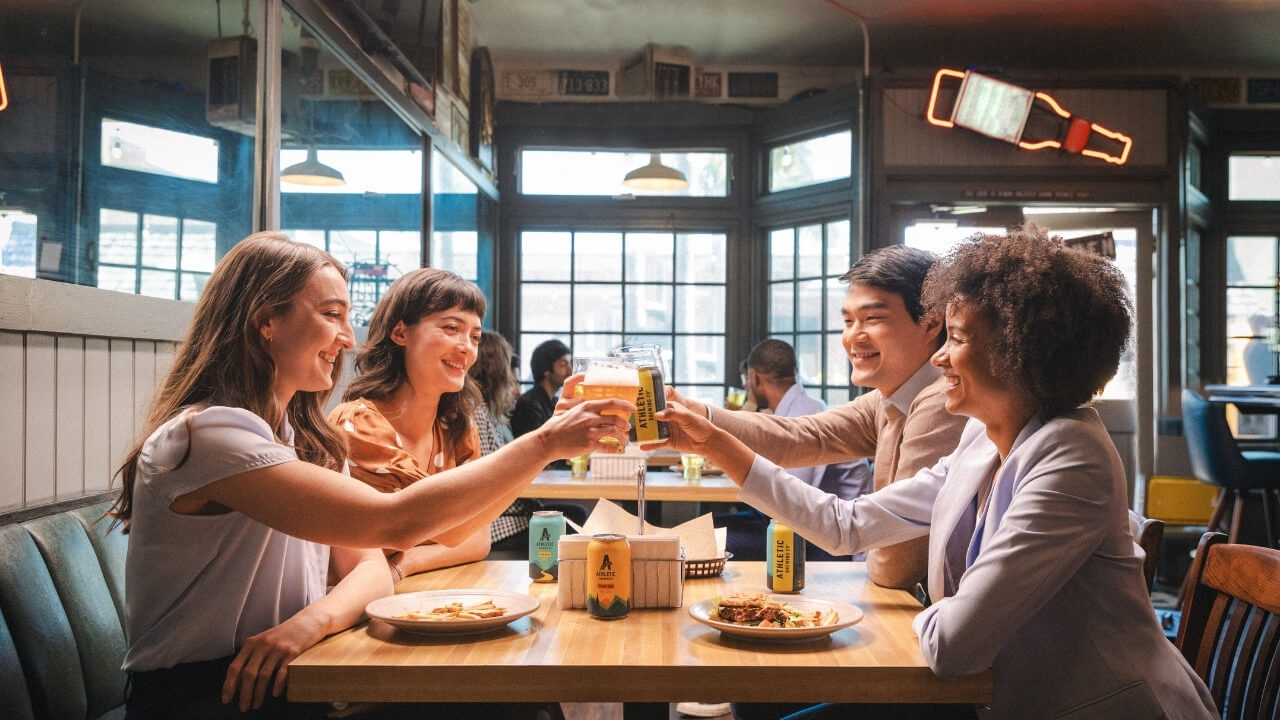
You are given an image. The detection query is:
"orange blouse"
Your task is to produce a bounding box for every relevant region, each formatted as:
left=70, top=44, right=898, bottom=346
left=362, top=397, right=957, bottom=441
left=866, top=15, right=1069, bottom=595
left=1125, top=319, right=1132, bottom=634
left=328, top=399, right=481, bottom=493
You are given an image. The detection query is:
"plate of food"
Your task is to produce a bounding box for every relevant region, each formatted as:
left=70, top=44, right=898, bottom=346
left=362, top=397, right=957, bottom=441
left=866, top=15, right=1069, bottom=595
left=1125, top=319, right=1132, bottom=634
left=366, top=589, right=539, bottom=636
left=688, top=591, right=863, bottom=643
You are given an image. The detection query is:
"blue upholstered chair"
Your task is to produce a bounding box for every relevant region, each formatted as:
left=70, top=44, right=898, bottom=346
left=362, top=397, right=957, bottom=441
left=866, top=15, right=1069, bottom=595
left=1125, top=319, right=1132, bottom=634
left=1181, top=389, right=1280, bottom=546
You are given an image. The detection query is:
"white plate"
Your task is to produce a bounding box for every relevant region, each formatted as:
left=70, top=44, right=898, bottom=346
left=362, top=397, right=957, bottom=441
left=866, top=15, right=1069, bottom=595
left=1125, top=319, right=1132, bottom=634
left=366, top=589, right=539, bottom=636
left=688, top=595, right=863, bottom=643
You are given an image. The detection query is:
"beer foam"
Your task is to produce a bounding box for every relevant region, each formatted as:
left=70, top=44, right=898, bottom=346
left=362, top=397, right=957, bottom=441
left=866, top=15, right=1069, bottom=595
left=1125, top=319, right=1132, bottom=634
left=584, top=363, right=640, bottom=386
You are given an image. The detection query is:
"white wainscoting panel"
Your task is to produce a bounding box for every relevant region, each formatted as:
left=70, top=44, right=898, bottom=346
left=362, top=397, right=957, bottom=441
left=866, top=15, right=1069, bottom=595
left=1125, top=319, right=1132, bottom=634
left=0, top=331, right=25, bottom=511
left=56, top=335, right=87, bottom=499
left=24, top=333, right=57, bottom=505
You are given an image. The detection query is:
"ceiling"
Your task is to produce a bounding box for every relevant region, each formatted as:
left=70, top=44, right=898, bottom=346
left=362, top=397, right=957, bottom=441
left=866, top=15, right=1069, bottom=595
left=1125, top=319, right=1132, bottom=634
left=8, top=0, right=1280, bottom=76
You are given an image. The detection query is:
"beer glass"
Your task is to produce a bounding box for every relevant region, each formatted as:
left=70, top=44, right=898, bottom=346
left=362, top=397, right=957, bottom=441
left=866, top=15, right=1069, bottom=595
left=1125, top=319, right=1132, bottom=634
left=610, top=344, right=669, bottom=443
left=578, top=358, right=641, bottom=447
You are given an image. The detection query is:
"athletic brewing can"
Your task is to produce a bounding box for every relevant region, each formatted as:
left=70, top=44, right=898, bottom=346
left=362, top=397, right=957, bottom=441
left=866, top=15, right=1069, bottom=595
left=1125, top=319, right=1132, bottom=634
left=529, top=510, right=566, bottom=583
left=767, top=520, right=805, bottom=593
left=612, top=344, right=669, bottom=443
left=586, top=533, right=631, bottom=619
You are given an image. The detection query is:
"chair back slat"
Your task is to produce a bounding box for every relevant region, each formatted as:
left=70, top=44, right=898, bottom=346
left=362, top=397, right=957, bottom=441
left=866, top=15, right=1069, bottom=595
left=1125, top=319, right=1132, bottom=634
left=1242, top=615, right=1280, bottom=720
left=1178, top=532, right=1280, bottom=720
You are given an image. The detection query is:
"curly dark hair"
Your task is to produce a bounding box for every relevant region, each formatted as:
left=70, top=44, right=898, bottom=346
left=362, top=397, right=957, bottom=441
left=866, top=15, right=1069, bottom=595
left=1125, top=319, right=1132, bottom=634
left=920, top=224, right=1132, bottom=420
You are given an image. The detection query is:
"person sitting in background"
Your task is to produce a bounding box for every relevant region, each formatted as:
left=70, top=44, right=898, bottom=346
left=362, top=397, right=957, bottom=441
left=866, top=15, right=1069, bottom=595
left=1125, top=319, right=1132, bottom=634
left=666, top=245, right=968, bottom=589
left=329, top=268, right=493, bottom=578
left=512, top=339, right=572, bottom=438
left=657, top=226, right=1216, bottom=720
left=471, top=330, right=588, bottom=554
left=110, top=233, right=631, bottom=719
left=718, top=338, right=873, bottom=561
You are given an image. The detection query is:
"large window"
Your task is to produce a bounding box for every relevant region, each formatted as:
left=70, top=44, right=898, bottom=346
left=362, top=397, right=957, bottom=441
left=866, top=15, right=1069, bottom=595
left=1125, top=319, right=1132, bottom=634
left=518, top=229, right=727, bottom=404
left=520, top=150, right=729, bottom=197
left=1226, top=235, right=1278, bottom=385
left=767, top=130, right=852, bottom=193
left=97, top=209, right=216, bottom=300
left=767, top=218, right=853, bottom=403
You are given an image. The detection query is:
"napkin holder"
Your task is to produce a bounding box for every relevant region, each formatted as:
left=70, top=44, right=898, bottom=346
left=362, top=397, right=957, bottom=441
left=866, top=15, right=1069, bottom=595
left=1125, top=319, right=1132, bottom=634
left=557, top=534, right=684, bottom=609
left=588, top=448, right=646, bottom=479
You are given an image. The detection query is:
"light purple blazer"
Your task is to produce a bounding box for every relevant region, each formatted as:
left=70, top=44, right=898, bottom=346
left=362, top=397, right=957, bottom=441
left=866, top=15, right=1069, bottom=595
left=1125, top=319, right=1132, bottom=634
left=740, top=407, right=1215, bottom=719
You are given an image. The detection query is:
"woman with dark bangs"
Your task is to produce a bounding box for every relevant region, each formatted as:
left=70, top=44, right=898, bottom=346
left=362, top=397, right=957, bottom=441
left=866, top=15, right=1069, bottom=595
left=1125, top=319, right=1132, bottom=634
left=330, top=268, right=494, bottom=576
left=657, top=225, right=1215, bottom=719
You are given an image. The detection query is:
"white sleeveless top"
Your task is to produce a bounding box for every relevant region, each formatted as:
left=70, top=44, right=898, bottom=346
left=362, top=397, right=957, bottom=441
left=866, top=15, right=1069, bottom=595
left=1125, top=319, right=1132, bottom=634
left=122, top=405, right=329, bottom=671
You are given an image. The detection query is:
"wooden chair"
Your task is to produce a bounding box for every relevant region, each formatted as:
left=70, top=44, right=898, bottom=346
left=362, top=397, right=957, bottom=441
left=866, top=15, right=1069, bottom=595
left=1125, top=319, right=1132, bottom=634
left=1176, top=532, right=1280, bottom=719
left=1137, top=516, right=1164, bottom=592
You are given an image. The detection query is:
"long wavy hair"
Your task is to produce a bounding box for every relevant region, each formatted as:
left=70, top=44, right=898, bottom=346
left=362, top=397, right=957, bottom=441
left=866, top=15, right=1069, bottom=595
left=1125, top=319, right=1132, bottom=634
left=469, top=330, right=518, bottom=421
left=109, top=232, right=351, bottom=531
left=343, top=267, right=487, bottom=449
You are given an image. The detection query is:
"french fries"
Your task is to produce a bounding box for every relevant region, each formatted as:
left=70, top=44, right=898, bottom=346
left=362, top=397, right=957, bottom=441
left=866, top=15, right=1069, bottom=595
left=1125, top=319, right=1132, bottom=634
left=394, top=598, right=508, bottom=622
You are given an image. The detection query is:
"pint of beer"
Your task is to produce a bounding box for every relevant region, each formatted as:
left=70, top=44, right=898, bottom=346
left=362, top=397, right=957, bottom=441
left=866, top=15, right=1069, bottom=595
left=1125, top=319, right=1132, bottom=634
left=579, top=361, right=641, bottom=424
left=611, top=344, right=669, bottom=443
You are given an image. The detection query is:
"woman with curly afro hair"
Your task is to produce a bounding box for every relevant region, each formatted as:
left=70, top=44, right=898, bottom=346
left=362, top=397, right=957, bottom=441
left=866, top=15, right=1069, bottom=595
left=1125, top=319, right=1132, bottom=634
left=659, top=226, right=1215, bottom=720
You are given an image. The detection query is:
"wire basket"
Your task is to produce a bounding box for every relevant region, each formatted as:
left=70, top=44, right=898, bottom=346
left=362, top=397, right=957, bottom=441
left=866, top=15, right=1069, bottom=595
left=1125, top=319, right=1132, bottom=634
left=684, top=551, right=733, bottom=578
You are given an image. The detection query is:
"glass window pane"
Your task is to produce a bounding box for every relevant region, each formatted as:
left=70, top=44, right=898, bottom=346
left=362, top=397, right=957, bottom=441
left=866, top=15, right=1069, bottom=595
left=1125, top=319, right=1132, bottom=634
left=101, top=118, right=219, bottom=183
left=290, top=229, right=327, bottom=250
left=770, top=228, right=794, bottom=280
left=825, top=332, right=849, bottom=388
left=431, top=231, right=475, bottom=279
left=522, top=284, right=572, bottom=332
left=827, top=219, right=850, bottom=275
left=97, top=266, right=136, bottom=294
left=522, top=231, right=572, bottom=281
left=625, top=233, right=673, bottom=282
left=98, top=209, right=138, bottom=265
left=328, top=230, right=376, bottom=267
left=826, top=277, right=847, bottom=328
left=797, top=279, right=824, bottom=331
left=675, top=335, right=724, bottom=384
left=381, top=231, right=422, bottom=277
left=281, top=148, right=423, bottom=195
left=139, top=269, right=176, bottom=299
left=770, top=282, right=794, bottom=333
left=1227, top=236, right=1277, bottom=285
left=572, top=334, right=622, bottom=358
left=677, top=233, right=726, bottom=283
left=179, top=272, right=208, bottom=302
left=825, top=388, right=850, bottom=405
left=795, top=334, right=823, bottom=385
left=797, top=224, right=823, bottom=278
left=181, top=219, right=216, bottom=272
left=625, top=284, right=673, bottom=332
left=574, top=233, right=623, bottom=281
left=1, top=212, right=38, bottom=278
left=141, top=215, right=178, bottom=270
left=1228, top=155, right=1280, bottom=201
left=768, top=130, right=852, bottom=192
left=676, top=286, right=725, bottom=333
left=521, top=150, right=728, bottom=197
left=574, top=284, right=623, bottom=333
left=1228, top=288, right=1276, bottom=385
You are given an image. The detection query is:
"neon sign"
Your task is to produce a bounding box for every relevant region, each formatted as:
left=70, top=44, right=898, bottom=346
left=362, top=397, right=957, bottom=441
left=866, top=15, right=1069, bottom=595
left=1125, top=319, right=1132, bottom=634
left=0, top=61, right=8, bottom=112
left=927, top=68, right=1132, bottom=166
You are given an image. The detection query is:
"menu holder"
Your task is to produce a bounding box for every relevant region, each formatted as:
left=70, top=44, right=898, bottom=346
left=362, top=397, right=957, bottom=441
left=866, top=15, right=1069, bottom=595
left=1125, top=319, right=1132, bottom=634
left=557, top=534, right=684, bottom=609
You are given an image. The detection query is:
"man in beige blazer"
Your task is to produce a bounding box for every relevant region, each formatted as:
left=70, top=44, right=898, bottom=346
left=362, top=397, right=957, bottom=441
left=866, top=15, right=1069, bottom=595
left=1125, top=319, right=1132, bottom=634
left=673, top=245, right=967, bottom=590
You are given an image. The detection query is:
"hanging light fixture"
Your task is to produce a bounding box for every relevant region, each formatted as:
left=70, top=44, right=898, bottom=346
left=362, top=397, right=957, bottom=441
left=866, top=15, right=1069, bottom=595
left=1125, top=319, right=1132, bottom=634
left=622, top=152, right=688, bottom=191
left=281, top=146, right=346, bottom=186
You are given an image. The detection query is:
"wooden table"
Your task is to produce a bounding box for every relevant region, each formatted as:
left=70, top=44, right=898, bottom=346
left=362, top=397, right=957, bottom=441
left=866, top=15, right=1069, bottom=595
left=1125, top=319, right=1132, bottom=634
left=289, top=560, right=993, bottom=709
left=519, top=469, right=740, bottom=503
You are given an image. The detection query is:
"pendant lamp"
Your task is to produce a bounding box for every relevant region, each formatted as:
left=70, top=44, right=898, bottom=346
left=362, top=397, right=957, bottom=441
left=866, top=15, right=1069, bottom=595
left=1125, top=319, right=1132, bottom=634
left=622, top=152, right=688, bottom=191
left=281, top=146, right=346, bottom=186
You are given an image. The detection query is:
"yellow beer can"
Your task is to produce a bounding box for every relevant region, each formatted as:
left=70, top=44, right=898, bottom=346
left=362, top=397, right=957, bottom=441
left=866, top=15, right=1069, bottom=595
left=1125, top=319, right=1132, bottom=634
left=586, top=533, right=631, bottom=619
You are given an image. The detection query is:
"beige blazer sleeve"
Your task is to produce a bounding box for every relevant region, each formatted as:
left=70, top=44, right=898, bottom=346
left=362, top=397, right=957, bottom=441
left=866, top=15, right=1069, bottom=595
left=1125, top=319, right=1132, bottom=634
left=709, top=391, right=881, bottom=466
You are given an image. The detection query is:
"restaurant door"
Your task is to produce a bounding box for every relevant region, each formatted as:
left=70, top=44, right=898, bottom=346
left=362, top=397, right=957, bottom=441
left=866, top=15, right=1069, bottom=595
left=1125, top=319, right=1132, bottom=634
left=897, top=206, right=1157, bottom=506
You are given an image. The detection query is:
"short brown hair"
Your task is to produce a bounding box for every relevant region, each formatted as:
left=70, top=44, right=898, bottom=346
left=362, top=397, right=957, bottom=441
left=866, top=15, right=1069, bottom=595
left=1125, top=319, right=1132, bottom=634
left=920, top=224, right=1132, bottom=420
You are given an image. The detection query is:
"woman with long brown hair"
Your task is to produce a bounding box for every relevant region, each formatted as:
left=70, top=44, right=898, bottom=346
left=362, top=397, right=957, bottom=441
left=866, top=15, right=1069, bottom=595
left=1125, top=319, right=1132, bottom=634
left=111, top=233, right=632, bottom=719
